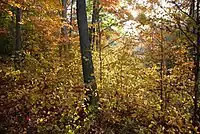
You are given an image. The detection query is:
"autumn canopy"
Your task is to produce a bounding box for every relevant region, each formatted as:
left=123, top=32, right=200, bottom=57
left=0, top=0, right=200, bottom=133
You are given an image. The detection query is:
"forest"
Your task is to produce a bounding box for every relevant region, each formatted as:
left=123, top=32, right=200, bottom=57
left=0, top=0, right=200, bottom=133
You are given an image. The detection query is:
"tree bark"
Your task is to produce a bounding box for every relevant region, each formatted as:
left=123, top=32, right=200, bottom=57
left=70, top=0, right=74, bottom=36
left=160, top=26, right=164, bottom=111
left=15, top=7, right=22, bottom=69
left=90, top=0, right=100, bottom=51
left=61, top=0, right=68, bottom=52
left=61, top=0, right=67, bottom=36
left=90, top=0, right=97, bottom=49
left=77, top=0, right=98, bottom=108
left=193, top=0, right=200, bottom=126
left=16, top=7, right=22, bottom=52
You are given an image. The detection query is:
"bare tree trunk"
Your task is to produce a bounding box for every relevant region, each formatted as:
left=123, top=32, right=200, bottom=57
left=60, top=0, right=68, bottom=57
left=193, top=0, right=200, bottom=126
left=10, top=7, right=15, bottom=54
left=77, top=0, right=99, bottom=109
left=96, top=1, right=100, bottom=51
left=90, top=0, right=100, bottom=50
left=70, top=0, right=74, bottom=36
left=99, top=28, right=102, bottom=90
left=15, top=7, right=22, bottom=69
left=160, top=23, right=165, bottom=112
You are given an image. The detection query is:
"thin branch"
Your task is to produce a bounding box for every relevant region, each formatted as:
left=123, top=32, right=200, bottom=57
left=177, top=23, right=197, bottom=48
left=168, top=0, right=197, bottom=23
left=158, top=3, right=197, bottom=47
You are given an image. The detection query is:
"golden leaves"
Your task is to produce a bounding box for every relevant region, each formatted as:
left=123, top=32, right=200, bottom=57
left=100, top=0, right=119, bottom=6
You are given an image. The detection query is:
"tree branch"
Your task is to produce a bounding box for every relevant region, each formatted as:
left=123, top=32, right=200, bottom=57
left=168, top=0, right=197, bottom=23
left=177, top=23, right=197, bottom=48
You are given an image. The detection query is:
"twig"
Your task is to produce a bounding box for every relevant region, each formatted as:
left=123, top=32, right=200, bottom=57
left=168, top=0, right=197, bottom=23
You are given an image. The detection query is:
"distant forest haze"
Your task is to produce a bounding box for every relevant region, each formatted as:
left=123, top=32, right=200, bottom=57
left=0, top=0, right=200, bottom=133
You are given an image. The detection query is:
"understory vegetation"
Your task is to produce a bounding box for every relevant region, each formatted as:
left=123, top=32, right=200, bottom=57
left=0, top=0, right=200, bottom=133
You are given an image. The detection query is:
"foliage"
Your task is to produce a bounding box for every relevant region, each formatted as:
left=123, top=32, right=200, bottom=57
left=0, top=0, right=199, bottom=133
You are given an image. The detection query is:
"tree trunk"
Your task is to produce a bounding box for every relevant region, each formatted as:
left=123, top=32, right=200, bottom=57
left=90, top=0, right=100, bottom=50
left=70, top=0, right=74, bottom=36
left=15, top=7, right=22, bottom=69
left=193, top=0, right=200, bottom=126
left=62, top=0, right=68, bottom=51
left=77, top=0, right=98, bottom=108
left=90, top=0, right=97, bottom=49
left=60, top=0, right=68, bottom=57
left=95, top=1, right=100, bottom=51
left=160, top=26, right=164, bottom=111
left=61, top=0, right=67, bottom=36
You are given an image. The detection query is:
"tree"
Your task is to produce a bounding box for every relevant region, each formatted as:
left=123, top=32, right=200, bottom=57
left=77, top=0, right=98, bottom=109
left=90, top=0, right=100, bottom=50
left=69, top=0, right=74, bottom=36
left=15, top=7, right=22, bottom=69
left=192, top=0, right=200, bottom=126
left=62, top=0, right=68, bottom=51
